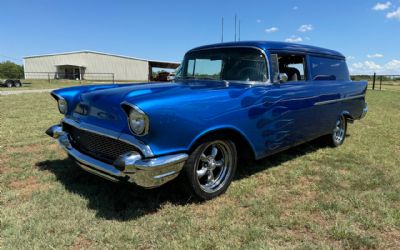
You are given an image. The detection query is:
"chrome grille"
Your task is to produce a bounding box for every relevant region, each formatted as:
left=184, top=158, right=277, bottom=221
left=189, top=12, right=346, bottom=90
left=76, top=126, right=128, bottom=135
left=63, top=123, right=137, bottom=163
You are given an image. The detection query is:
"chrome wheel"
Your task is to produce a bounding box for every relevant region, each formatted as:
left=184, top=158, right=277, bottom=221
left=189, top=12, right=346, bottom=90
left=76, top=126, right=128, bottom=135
left=333, top=117, right=346, bottom=144
left=195, top=141, right=233, bottom=193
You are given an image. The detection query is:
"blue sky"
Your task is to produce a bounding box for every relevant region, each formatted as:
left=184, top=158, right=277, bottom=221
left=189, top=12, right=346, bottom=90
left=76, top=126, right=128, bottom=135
left=1, top=0, right=399, bottom=74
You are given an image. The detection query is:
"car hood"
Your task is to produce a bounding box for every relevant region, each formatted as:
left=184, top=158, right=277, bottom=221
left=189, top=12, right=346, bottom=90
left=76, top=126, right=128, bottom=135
left=73, top=81, right=253, bottom=132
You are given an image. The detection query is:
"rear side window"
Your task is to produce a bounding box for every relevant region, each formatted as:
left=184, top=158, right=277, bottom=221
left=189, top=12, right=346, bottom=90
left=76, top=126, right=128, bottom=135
left=310, top=56, right=350, bottom=81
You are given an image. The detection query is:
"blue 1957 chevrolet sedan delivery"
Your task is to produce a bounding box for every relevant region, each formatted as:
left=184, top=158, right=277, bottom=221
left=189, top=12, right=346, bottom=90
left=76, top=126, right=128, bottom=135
left=46, top=41, right=368, bottom=200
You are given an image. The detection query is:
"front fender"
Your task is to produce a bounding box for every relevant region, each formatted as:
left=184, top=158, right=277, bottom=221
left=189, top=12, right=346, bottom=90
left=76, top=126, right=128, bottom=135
left=187, top=125, right=256, bottom=156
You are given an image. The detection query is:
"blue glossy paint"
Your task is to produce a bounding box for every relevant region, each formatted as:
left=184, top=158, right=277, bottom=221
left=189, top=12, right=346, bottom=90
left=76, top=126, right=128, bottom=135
left=51, top=41, right=367, bottom=160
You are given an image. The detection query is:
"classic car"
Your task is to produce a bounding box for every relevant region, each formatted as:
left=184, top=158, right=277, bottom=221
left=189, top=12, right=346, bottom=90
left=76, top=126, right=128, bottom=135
left=46, top=41, right=368, bottom=200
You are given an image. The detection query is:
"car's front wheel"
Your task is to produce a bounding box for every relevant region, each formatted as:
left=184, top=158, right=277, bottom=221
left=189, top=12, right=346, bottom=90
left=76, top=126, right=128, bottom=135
left=183, top=137, right=237, bottom=200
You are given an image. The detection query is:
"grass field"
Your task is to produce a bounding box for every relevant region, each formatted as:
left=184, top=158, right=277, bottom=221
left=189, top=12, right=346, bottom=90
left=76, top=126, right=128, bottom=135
left=1, top=90, right=399, bottom=249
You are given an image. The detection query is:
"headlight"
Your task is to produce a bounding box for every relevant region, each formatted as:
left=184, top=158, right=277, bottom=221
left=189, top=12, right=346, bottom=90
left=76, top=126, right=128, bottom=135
left=58, top=99, right=68, bottom=114
left=128, top=107, right=149, bottom=136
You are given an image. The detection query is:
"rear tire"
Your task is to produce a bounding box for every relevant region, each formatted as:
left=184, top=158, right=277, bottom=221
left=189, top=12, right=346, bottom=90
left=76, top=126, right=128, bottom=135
left=13, top=80, right=22, bottom=87
left=324, top=116, right=347, bottom=147
left=183, top=137, right=237, bottom=200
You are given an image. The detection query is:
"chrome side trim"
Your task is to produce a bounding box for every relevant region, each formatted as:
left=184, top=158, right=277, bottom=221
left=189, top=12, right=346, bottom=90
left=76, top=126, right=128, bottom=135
left=314, top=94, right=365, bottom=106
left=62, top=117, right=154, bottom=157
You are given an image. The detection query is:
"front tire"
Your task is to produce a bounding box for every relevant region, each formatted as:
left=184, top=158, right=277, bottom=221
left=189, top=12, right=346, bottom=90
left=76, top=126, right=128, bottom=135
left=324, top=116, right=347, bottom=147
left=183, top=138, right=237, bottom=200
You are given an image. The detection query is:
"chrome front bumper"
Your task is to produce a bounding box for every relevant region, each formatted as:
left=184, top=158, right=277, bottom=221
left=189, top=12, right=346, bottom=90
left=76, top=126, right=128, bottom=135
left=46, top=124, right=188, bottom=188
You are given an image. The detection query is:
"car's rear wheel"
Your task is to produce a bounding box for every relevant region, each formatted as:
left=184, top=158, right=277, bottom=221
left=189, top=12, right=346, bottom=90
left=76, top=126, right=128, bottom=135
left=325, top=115, right=347, bottom=147
left=13, top=80, right=21, bottom=87
left=183, top=137, right=237, bottom=200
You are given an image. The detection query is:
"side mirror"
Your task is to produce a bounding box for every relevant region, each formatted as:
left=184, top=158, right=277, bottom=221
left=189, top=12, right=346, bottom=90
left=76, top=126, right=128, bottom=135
left=278, top=73, right=288, bottom=83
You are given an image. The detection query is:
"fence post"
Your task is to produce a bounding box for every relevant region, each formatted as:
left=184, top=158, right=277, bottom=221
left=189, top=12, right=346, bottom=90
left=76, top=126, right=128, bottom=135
left=112, top=73, right=115, bottom=84
left=48, top=73, right=50, bottom=84
left=379, top=76, right=382, bottom=90
left=372, top=73, right=376, bottom=90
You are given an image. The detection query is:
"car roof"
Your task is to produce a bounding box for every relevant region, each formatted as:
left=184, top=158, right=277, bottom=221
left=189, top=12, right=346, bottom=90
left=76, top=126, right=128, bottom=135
left=188, top=41, right=345, bottom=59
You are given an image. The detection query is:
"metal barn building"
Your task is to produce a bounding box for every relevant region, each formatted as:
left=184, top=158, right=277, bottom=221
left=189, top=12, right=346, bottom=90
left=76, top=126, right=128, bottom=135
left=23, top=51, right=180, bottom=81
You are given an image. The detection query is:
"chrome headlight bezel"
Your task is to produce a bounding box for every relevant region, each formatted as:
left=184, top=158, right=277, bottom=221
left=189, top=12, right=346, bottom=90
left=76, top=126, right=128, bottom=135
left=127, top=106, right=149, bottom=136
left=57, top=98, right=68, bottom=114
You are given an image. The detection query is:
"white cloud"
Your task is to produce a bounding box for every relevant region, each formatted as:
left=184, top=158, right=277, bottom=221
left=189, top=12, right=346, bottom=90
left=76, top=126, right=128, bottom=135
left=256, top=19, right=262, bottom=23
left=364, top=61, right=382, bottom=70
left=386, top=7, right=400, bottom=19
left=285, top=36, right=303, bottom=43
left=347, top=56, right=355, bottom=60
left=298, top=24, right=313, bottom=32
left=385, top=59, right=400, bottom=70
left=372, top=1, right=392, bottom=11
left=293, top=6, right=298, bottom=10
left=265, top=27, right=278, bottom=33
left=350, top=59, right=400, bottom=74
left=367, top=53, right=384, bottom=58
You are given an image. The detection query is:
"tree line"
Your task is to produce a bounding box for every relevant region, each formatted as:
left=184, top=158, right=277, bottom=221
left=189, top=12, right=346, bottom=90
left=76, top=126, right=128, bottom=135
left=0, top=61, right=24, bottom=79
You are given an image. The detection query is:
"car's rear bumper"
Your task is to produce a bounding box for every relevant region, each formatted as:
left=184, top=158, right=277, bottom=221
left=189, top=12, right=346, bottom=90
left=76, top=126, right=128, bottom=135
left=46, top=124, right=188, bottom=188
left=360, top=102, right=368, bottom=119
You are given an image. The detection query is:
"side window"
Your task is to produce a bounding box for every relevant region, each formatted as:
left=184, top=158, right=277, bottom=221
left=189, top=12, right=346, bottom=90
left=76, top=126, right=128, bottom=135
left=272, top=54, right=307, bottom=82
left=310, top=56, right=350, bottom=81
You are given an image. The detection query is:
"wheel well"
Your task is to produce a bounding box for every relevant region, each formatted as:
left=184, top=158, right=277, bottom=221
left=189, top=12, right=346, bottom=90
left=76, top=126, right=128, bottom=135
left=342, top=112, right=354, bottom=123
left=189, top=128, right=255, bottom=161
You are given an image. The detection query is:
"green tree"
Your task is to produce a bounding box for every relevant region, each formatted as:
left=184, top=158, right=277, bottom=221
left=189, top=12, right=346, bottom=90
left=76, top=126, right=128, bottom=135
left=0, top=61, right=24, bottom=79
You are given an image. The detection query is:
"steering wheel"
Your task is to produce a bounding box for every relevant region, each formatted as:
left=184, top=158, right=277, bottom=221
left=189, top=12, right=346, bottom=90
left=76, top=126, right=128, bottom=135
left=237, top=67, right=259, bottom=81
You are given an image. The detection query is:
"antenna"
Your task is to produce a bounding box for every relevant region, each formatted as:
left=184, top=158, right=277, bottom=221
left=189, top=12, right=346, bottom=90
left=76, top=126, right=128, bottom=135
left=221, top=17, right=224, bottom=43
left=238, top=19, right=241, bottom=41
left=234, top=14, right=237, bottom=42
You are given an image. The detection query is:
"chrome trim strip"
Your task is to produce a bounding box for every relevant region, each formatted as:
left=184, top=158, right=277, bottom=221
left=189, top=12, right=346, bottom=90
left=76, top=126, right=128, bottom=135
left=62, top=117, right=154, bottom=157
left=314, top=94, right=365, bottom=106
left=132, top=154, right=188, bottom=171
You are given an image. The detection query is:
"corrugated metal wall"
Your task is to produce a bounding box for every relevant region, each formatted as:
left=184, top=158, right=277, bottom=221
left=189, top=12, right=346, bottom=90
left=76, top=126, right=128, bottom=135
left=24, top=52, right=149, bottom=81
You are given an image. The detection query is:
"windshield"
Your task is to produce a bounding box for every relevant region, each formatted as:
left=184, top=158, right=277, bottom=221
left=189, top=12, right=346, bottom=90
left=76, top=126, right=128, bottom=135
left=176, top=47, right=269, bottom=82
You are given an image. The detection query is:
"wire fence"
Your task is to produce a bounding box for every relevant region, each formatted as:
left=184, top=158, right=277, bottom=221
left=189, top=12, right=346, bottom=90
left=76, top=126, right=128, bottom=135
left=351, top=73, right=400, bottom=91
left=0, top=71, right=120, bottom=89
left=24, top=72, right=115, bottom=84
left=2, top=70, right=399, bottom=91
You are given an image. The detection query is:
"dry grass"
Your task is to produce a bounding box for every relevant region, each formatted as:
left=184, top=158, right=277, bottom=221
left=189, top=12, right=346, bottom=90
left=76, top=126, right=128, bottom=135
left=1, top=89, right=399, bottom=249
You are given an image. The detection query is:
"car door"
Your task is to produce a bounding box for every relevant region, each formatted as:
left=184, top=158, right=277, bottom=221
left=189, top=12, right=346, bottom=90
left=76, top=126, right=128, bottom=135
left=254, top=53, right=321, bottom=155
